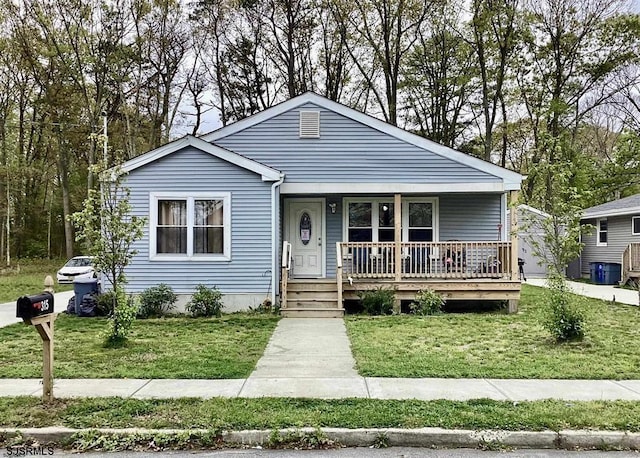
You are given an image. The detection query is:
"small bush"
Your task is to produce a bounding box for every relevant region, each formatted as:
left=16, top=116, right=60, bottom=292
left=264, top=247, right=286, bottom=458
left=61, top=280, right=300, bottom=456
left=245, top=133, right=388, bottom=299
left=357, top=287, right=395, bottom=315
left=543, top=277, right=585, bottom=342
left=138, top=283, right=177, bottom=318
left=409, top=288, right=445, bottom=315
left=95, top=291, right=116, bottom=317
left=104, top=288, right=138, bottom=347
left=249, top=298, right=279, bottom=314
left=186, top=284, right=223, bottom=317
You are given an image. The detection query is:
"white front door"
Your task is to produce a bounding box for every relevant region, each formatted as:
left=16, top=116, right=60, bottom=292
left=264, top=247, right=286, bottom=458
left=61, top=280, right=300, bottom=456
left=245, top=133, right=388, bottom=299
left=286, top=199, right=324, bottom=278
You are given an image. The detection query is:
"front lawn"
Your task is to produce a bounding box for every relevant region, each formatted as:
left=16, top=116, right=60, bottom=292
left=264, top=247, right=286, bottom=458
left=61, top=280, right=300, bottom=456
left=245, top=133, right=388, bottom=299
left=1, top=397, right=639, bottom=432
left=0, top=314, right=279, bottom=379
left=346, top=284, right=640, bottom=379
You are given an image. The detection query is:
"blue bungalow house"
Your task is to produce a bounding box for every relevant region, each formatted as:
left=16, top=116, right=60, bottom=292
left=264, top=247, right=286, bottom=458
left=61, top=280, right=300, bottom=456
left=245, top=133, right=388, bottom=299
left=120, top=92, right=524, bottom=316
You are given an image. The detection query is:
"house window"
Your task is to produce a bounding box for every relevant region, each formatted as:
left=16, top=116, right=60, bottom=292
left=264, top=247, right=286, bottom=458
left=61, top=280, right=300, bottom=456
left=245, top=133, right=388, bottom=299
left=346, top=199, right=395, bottom=242
left=402, top=198, right=438, bottom=242
left=345, top=198, right=439, bottom=242
left=597, top=218, right=608, bottom=246
left=633, top=216, right=640, bottom=236
left=151, top=193, right=231, bottom=260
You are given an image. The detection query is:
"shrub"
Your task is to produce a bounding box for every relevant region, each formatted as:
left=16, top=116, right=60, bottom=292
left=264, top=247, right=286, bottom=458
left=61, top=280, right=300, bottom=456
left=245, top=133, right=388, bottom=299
left=138, top=283, right=177, bottom=318
left=409, top=288, right=445, bottom=315
left=543, top=276, right=585, bottom=342
left=357, top=287, right=395, bottom=315
left=186, top=284, right=223, bottom=317
left=248, top=298, right=279, bottom=314
left=104, top=287, right=137, bottom=347
left=95, top=291, right=116, bottom=317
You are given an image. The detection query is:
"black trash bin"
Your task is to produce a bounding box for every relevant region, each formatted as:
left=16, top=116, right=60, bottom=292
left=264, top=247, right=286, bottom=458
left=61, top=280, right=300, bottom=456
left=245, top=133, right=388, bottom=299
left=73, top=278, right=100, bottom=315
left=589, top=262, right=621, bottom=285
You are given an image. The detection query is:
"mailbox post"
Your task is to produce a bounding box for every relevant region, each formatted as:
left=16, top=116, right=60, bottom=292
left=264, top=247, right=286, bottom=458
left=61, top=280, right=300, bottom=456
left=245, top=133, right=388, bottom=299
left=16, top=290, right=56, bottom=403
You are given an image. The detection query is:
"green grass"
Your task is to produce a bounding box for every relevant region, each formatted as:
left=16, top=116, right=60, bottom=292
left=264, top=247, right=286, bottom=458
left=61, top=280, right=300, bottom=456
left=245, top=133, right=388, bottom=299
left=0, top=314, right=279, bottom=378
left=0, top=258, right=73, bottom=303
left=0, top=397, right=639, bottom=431
left=346, top=284, right=640, bottom=379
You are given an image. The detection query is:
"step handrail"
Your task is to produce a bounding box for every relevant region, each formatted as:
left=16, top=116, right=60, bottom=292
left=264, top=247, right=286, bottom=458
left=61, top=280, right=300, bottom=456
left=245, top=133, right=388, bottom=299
left=281, top=241, right=292, bottom=309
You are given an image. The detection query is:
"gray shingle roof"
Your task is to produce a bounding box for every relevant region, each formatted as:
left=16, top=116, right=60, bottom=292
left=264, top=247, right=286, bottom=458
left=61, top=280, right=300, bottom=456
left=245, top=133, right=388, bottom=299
left=582, top=193, right=640, bottom=219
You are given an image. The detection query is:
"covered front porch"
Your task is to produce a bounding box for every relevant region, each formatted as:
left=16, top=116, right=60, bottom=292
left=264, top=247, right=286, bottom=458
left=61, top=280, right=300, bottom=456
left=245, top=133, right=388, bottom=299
left=279, top=191, right=521, bottom=317
left=280, top=240, right=520, bottom=317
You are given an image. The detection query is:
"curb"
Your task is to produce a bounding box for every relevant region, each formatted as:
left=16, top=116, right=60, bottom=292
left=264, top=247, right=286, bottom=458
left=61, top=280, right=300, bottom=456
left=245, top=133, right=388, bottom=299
left=2, top=427, right=640, bottom=450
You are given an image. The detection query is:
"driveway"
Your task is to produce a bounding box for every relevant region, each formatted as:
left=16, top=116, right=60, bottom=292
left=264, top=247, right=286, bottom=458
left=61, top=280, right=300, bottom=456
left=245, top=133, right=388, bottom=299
left=0, top=290, right=74, bottom=328
left=526, top=278, right=638, bottom=306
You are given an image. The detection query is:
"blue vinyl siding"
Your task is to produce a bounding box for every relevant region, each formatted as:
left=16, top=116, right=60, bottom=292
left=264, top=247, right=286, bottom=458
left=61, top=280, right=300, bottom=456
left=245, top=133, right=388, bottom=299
left=440, top=194, right=502, bottom=241
left=125, top=147, right=272, bottom=294
left=215, top=103, right=499, bottom=184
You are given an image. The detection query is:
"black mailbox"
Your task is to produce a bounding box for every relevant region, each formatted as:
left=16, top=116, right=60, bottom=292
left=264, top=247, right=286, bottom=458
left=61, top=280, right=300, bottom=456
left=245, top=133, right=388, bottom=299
left=16, top=292, right=54, bottom=319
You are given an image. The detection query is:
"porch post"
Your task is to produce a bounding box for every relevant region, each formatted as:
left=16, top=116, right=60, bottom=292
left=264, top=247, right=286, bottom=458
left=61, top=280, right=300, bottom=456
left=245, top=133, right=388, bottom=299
left=509, top=190, right=520, bottom=313
left=394, top=194, right=402, bottom=281
left=394, top=193, right=402, bottom=312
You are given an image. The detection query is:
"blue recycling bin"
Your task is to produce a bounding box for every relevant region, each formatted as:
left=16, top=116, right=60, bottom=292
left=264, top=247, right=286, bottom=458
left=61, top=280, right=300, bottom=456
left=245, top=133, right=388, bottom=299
left=589, top=262, right=621, bottom=285
left=73, top=278, right=100, bottom=314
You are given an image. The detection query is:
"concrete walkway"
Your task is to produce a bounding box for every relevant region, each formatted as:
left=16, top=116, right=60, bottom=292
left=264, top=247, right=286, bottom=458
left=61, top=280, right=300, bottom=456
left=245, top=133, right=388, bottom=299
left=240, top=318, right=366, bottom=398
left=2, top=377, right=640, bottom=401
left=526, top=278, right=638, bottom=306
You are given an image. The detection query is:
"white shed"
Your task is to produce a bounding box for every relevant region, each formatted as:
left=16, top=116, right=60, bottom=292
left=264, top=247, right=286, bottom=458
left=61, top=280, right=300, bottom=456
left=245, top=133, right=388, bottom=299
left=508, top=205, right=552, bottom=279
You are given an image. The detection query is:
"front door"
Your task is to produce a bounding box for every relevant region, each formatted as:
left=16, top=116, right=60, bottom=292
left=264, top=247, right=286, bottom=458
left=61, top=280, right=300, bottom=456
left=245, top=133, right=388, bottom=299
left=286, top=199, right=324, bottom=278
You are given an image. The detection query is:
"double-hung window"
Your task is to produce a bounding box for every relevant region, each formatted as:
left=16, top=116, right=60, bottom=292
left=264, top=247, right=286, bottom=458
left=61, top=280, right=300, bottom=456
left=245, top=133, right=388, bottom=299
left=597, top=218, right=608, bottom=246
left=151, top=193, right=231, bottom=260
left=633, top=216, right=640, bottom=236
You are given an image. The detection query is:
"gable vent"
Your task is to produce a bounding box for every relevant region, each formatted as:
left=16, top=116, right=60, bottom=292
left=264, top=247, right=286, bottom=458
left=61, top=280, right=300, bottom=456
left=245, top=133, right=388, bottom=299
left=299, top=111, right=320, bottom=138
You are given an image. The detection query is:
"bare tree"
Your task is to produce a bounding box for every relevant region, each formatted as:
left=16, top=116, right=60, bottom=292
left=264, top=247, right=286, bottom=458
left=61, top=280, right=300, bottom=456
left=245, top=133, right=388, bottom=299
left=332, top=0, right=431, bottom=125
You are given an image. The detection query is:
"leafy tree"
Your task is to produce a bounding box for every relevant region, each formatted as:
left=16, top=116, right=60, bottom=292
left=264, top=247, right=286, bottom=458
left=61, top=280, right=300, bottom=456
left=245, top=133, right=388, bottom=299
left=403, top=4, right=476, bottom=147
left=71, top=152, right=145, bottom=345
left=469, top=0, right=519, bottom=163
left=524, top=135, right=593, bottom=276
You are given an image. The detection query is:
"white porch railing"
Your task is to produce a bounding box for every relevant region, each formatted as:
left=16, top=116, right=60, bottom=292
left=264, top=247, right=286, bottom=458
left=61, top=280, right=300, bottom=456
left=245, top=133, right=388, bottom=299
left=339, top=241, right=513, bottom=280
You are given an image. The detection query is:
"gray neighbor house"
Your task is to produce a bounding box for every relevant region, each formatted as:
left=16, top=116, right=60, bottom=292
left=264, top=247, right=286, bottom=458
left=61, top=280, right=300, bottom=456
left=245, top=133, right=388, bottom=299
left=120, top=92, right=524, bottom=317
left=580, top=193, right=640, bottom=285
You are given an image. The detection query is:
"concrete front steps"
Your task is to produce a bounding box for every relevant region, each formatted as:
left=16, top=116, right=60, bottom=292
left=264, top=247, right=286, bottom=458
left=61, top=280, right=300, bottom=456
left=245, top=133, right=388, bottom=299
left=281, top=279, right=344, bottom=318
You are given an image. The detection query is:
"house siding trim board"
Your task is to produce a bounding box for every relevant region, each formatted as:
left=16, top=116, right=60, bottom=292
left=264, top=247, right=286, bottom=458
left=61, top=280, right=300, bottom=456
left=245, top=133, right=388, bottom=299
left=120, top=134, right=282, bottom=181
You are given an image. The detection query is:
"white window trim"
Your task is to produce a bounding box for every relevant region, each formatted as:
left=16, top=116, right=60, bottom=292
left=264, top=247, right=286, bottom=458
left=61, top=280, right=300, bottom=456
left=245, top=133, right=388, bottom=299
left=633, top=216, right=640, bottom=236
left=342, top=197, right=439, bottom=242
left=596, top=218, right=608, bottom=247
left=402, top=197, right=439, bottom=242
left=149, top=192, right=231, bottom=261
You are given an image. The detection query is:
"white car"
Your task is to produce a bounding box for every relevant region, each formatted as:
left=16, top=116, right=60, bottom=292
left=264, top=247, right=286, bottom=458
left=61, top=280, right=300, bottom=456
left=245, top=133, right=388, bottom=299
left=56, top=256, right=96, bottom=284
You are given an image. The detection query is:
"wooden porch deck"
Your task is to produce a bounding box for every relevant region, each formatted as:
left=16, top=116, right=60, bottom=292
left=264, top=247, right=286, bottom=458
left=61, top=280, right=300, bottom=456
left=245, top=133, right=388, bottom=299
left=622, top=243, right=640, bottom=285
left=280, top=241, right=521, bottom=317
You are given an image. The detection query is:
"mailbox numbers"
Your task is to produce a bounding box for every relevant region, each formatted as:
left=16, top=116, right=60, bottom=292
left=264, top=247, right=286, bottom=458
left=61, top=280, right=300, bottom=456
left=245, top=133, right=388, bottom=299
left=35, top=299, right=50, bottom=312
